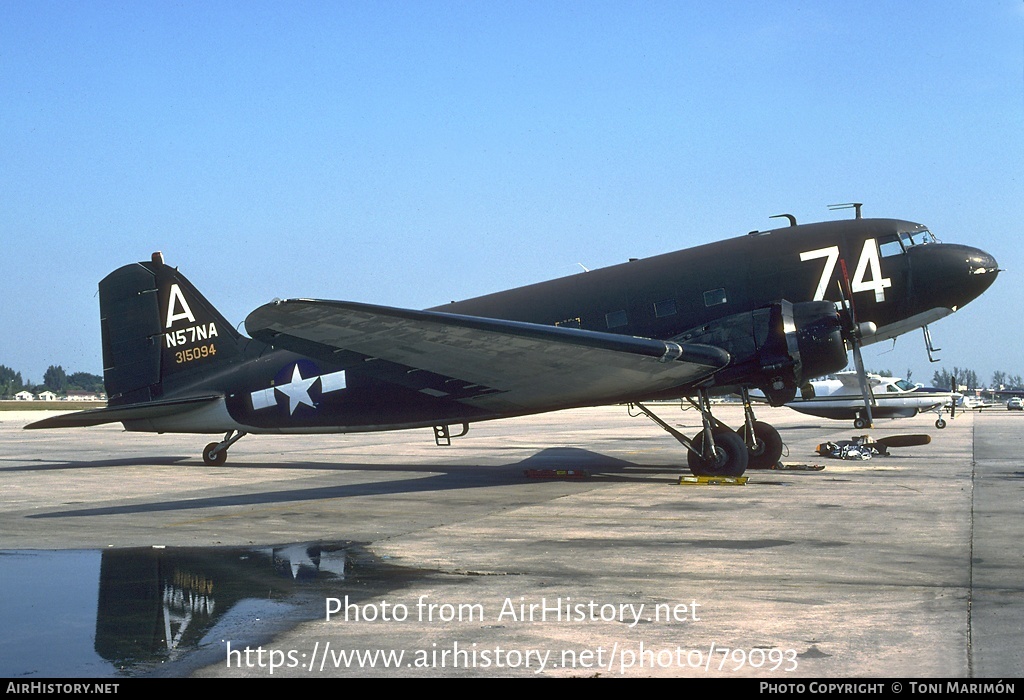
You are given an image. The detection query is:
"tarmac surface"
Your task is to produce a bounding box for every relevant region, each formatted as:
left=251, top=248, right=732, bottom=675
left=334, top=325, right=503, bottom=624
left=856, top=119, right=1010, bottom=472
left=1, top=404, right=1021, bottom=678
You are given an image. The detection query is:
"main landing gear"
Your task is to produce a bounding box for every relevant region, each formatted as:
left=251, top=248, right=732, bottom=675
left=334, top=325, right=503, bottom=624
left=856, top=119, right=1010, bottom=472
left=202, top=430, right=247, bottom=465
left=736, top=388, right=784, bottom=470
left=632, top=388, right=783, bottom=477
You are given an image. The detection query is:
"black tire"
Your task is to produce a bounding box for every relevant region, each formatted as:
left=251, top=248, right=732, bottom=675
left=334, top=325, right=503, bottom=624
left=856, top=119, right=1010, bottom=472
left=203, top=442, right=227, bottom=466
left=738, top=421, right=783, bottom=469
left=853, top=417, right=869, bottom=430
left=687, top=428, right=748, bottom=477
left=935, top=418, right=946, bottom=429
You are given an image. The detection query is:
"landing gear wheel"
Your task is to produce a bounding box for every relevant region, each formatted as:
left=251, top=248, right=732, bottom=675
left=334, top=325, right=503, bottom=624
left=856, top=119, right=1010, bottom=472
left=687, top=428, right=748, bottom=477
left=935, top=418, right=947, bottom=429
left=853, top=417, right=870, bottom=430
left=203, top=442, right=227, bottom=466
left=738, top=421, right=783, bottom=469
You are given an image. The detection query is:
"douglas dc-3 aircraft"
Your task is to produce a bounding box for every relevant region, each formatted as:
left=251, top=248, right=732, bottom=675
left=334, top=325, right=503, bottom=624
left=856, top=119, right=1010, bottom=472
left=27, top=210, right=999, bottom=477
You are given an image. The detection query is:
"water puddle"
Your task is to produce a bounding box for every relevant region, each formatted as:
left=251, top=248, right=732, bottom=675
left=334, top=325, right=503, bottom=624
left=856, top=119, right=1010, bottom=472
left=0, top=542, right=415, bottom=677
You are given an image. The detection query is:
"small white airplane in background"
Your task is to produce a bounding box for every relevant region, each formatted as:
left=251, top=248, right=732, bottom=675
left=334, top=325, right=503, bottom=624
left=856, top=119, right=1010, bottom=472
left=959, top=395, right=997, bottom=410
left=779, top=371, right=960, bottom=429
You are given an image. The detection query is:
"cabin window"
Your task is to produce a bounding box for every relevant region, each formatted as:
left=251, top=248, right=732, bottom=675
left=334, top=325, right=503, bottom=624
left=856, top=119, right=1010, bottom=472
left=703, top=288, right=727, bottom=307
left=555, top=317, right=582, bottom=329
left=605, top=310, right=628, bottom=328
left=654, top=299, right=677, bottom=318
left=878, top=234, right=904, bottom=257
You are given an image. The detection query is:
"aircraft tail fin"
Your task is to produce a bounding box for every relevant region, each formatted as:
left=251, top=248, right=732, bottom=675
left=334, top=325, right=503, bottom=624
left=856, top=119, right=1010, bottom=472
left=100, top=253, right=246, bottom=406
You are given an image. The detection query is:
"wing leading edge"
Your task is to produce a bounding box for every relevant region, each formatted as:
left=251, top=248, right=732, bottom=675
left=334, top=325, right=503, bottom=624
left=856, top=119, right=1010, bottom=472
left=245, top=300, right=731, bottom=413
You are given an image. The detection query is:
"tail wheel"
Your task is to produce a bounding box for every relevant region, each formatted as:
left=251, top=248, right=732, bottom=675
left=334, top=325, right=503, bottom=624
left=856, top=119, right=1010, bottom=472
left=738, top=421, right=783, bottom=469
left=687, top=428, right=748, bottom=477
left=203, top=442, right=227, bottom=466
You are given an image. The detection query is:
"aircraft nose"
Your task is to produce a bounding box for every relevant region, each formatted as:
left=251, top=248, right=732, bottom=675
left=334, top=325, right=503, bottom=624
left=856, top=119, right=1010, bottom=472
left=931, top=243, right=999, bottom=306
left=965, top=248, right=999, bottom=277
left=908, top=242, right=998, bottom=311
left=960, top=246, right=1000, bottom=301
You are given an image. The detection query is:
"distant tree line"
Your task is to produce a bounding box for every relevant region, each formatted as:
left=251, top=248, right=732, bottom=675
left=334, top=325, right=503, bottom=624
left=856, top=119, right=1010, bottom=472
left=0, top=364, right=104, bottom=398
left=988, top=370, right=1024, bottom=391
left=929, top=368, right=1024, bottom=392
left=802, top=365, right=1024, bottom=393
left=836, top=366, right=1024, bottom=392
left=7, top=361, right=1024, bottom=399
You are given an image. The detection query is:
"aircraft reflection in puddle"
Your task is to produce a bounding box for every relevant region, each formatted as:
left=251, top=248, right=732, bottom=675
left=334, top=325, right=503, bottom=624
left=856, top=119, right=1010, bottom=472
left=0, top=543, right=355, bottom=677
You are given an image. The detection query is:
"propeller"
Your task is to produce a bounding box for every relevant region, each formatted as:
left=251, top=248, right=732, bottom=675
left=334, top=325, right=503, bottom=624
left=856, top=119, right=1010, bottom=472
left=837, top=259, right=877, bottom=429
left=950, top=374, right=957, bottom=421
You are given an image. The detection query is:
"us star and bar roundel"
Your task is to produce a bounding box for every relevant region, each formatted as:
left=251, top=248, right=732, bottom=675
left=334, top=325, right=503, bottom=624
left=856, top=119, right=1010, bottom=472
left=249, top=360, right=348, bottom=416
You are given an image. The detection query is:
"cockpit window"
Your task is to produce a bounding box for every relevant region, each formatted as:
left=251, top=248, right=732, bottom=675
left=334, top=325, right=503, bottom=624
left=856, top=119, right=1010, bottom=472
left=878, top=234, right=905, bottom=257
left=899, top=229, right=938, bottom=248
left=894, top=379, right=916, bottom=391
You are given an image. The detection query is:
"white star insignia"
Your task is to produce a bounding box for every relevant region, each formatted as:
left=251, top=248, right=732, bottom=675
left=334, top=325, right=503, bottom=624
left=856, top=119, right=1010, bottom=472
left=275, top=364, right=317, bottom=415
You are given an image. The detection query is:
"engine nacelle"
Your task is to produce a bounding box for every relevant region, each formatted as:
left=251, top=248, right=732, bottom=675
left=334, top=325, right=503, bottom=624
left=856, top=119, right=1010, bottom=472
left=672, top=300, right=847, bottom=405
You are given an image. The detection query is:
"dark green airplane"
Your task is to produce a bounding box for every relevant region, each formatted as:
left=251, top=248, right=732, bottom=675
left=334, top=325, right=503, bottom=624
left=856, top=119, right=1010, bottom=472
left=27, top=211, right=999, bottom=477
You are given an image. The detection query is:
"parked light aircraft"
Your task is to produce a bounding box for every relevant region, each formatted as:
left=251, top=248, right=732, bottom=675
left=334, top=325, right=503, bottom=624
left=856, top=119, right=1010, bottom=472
left=26, top=211, right=999, bottom=477
left=780, top=372, right=960, bottom=429
left=961, top=396, right=997, bottom=410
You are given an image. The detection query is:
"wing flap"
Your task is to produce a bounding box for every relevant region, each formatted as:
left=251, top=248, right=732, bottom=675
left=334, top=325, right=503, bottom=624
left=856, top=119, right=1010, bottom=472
left=246, top=300, right=729, bottom=411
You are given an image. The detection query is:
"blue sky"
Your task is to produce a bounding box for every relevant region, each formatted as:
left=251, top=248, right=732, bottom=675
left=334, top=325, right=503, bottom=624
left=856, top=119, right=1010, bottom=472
left=2, top=1, right=1022, bottom=387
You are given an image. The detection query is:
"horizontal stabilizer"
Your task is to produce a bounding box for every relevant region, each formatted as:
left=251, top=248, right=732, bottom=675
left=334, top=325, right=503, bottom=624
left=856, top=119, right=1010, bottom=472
left=24, top=395, right=222, bottom=429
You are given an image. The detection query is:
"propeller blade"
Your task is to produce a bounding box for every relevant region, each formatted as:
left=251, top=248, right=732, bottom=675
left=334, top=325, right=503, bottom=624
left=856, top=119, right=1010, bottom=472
left=838, top=259, right=873, bottom=429
left=851, top=340, right=874, bottom=427
left=876, top=434, right=932, bottom=449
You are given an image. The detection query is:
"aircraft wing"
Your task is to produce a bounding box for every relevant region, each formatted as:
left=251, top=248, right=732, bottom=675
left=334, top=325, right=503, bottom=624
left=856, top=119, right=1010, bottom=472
left=835, top=372, right=871, bottom=391
left=245, top=300, right=730, bottom=413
